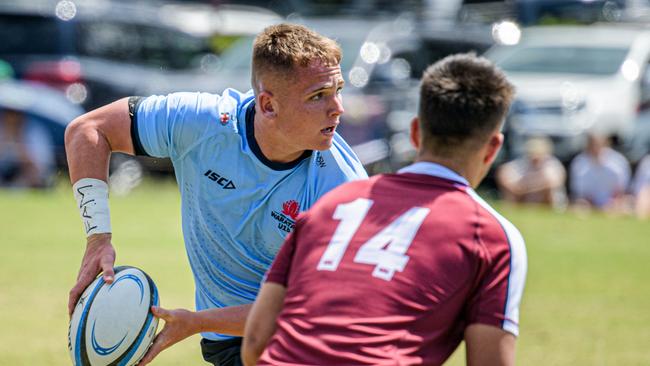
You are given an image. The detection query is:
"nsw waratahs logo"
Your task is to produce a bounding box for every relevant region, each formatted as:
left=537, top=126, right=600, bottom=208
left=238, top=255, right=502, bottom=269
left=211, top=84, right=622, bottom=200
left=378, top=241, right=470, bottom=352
left=271, top=200, right=300, bottom=233
left=282, top=200, right=300, bottom=220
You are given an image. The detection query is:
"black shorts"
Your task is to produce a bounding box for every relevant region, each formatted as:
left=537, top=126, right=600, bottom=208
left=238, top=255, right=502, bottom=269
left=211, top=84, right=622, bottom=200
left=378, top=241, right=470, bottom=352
left=200, top=338, right=243, bottom=366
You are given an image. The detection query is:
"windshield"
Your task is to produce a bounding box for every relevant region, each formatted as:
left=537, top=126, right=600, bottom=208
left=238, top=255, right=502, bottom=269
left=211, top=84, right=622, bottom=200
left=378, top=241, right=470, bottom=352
left=492, top=46, right=629, bottom=75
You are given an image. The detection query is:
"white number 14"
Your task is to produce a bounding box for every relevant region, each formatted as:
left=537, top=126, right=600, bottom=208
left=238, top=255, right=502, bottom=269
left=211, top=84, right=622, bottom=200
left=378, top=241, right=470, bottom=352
left=316, top=198, right=430, bottom=281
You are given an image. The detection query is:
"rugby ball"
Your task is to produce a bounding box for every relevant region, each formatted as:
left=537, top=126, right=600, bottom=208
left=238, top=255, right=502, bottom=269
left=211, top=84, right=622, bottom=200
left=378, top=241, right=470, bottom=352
left=68, top=266, right=159, bottom=366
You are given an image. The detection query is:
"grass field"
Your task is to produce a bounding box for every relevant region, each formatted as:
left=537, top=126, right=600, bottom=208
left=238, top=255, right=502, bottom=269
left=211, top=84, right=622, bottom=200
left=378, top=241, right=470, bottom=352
left=1, top=179, right=650, bottom=365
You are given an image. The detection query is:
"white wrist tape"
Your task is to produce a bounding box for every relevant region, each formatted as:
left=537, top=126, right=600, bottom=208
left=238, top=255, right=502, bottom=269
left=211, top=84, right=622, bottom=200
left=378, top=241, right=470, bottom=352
left=72, top=178, right=111, bottom=237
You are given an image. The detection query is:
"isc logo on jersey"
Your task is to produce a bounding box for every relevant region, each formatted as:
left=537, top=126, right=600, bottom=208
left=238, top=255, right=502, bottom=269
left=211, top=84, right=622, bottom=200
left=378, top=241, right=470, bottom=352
left=68, top=266, right=159, bottom=366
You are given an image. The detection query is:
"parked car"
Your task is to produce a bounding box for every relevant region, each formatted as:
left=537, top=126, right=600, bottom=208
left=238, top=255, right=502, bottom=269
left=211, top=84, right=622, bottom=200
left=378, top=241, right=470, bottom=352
left=484, top=24, right=650, bottom=162
left=0, top=0, right=282, bottom=110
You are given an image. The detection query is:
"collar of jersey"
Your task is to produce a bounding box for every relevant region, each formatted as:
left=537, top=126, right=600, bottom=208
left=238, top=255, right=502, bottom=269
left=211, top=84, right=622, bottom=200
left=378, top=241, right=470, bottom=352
left=398, top=161, right=470, bottom=187
left=245, top=102, right=312, bottom=171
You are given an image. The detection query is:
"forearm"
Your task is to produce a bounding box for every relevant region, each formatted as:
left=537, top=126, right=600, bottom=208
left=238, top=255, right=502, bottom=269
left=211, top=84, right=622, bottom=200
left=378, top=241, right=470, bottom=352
left=194, top=304, right=252, bottom=336
left=242, top=283, right=287, bottom=366
left=465, top=324, right=516, bottom=366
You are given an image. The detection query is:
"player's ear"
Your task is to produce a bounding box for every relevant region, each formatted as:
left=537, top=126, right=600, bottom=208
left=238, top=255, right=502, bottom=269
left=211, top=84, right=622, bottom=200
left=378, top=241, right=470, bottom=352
left=258, top=91, right=277, bottom=119
left=483, top=131, right=504, bottom=166
left=410, top=117, right=420, bottom=149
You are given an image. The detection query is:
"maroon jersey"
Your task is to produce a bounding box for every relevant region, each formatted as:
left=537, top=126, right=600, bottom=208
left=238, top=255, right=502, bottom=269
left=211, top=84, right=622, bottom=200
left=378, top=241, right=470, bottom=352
left=260, top=162, right=527, bottom=366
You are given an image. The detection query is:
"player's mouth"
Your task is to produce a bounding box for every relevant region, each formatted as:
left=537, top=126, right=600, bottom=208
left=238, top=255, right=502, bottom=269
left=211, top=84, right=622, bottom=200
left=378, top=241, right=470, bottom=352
left=320, top=125, right=337, bottom=136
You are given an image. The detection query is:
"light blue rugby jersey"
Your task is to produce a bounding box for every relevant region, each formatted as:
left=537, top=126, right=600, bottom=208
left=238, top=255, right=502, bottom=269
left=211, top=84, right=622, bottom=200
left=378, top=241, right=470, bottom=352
left=131, top=88, right=368, bottom=340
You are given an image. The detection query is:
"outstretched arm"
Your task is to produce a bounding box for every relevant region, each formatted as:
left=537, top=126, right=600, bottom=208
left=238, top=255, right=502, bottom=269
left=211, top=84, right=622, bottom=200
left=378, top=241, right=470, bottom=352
left=465, top=324, right=516, bottom=366
left=138, top=304, right=253, bottom=365
left=242, top=283, right=287, bottom=366
left=65, top=98, right=134, bottom=315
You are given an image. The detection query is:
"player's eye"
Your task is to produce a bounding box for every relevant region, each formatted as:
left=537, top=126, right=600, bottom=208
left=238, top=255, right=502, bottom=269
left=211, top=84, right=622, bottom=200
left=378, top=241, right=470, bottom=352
left=310, top=93, right=323, bottom=101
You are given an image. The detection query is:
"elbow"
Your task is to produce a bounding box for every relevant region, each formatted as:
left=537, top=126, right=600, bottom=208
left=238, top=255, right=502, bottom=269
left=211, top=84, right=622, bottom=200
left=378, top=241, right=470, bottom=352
left=241, top=334, right=266, bottom=366
left=65, top=115, right=89, bottom=151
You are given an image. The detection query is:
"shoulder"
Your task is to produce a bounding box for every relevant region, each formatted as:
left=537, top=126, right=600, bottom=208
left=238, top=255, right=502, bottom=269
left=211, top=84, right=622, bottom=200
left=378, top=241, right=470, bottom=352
left=605, top=148, right=630, bottom=167
left=545, top=156, right=566, bottom=170
left=218, top=88, right=255, bottom=117
left=571, top=152, right=588, bottom=164
left=466, top=189, right=527, bottom=259
left=638, top=155, right=650, bottom=173
left=138, top=89, right=253, bottom=119
left=140, top=92, right=214, bottom=110
left=570, top=153, right=590, bottom=170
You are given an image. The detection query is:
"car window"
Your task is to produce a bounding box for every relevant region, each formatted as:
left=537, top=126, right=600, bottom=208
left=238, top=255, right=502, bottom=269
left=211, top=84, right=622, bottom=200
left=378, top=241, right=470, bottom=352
left=0, top=14, right=65, bottom=55
left=493, top=46, right=629, bottom=75
left=76, top=21, right=212, bottom=70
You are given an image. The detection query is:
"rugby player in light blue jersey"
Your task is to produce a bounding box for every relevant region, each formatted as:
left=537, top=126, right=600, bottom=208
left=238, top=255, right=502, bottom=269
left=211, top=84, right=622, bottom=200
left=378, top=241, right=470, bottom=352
left=65, top=24, right=367, bottom=366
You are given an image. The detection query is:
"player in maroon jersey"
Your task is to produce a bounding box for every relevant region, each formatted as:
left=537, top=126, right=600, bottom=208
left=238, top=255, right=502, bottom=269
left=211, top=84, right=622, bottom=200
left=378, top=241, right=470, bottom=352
left=242, top=53, right=526, bottom=366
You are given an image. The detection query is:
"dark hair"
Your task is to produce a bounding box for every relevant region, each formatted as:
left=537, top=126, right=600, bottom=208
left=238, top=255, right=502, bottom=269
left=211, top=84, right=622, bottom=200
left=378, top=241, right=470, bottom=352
left=252, top=23, right=342, bottom=92
left=418, top=53, right=514, bottom=156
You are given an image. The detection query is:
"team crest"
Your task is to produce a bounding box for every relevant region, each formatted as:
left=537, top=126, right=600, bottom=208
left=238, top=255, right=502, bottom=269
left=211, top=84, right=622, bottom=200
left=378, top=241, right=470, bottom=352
left=271, top=200, right=300, bottom=233
left=282, top=200, right=300, bottom=220
left=219, top=112, right=230, bottom=125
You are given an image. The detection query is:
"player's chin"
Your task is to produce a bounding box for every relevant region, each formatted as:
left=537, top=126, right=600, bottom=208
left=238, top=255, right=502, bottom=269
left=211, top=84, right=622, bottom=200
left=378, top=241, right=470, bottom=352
left=312, top=137, right=334, bottom=151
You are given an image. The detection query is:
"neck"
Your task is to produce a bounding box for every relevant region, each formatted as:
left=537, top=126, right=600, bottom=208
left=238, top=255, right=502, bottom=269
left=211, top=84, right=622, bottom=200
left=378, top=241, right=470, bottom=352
left=253, top=111, right=305, bottom=163
left=415, top=151, right=483, bottom=188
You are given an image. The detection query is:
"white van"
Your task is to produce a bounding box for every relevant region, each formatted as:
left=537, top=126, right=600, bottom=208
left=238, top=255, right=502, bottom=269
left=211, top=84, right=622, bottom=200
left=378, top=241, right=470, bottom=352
left=485, top=25, right=650, bottom=161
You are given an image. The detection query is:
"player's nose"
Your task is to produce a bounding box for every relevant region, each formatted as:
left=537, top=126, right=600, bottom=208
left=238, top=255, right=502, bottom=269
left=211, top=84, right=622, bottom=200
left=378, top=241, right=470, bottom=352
left=329, top=94, right=344, bottom=118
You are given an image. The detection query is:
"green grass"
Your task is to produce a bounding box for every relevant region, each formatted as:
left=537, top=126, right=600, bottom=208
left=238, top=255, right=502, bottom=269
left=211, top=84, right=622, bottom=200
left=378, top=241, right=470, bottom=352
left=1, top=180, right=649, bottom=365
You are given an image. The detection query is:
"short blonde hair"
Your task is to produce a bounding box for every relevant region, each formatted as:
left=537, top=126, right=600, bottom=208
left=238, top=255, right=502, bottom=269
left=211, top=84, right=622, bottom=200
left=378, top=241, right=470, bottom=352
left=251, top=23, right=341, bottom=93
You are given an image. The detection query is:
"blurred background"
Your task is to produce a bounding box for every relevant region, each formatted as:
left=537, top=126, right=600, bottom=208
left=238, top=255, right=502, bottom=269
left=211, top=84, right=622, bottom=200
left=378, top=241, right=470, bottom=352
left=3, top=0, right=650, bottom=215
left=2, top=1, right=650, bottom=365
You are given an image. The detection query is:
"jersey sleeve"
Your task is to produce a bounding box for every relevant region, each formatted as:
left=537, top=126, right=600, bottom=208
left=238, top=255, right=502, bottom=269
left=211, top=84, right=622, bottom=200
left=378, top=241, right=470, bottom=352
left=264, top=218, right=301, bottom=286
left=464, top=194, right=527, bottom=337
left=131, top=92, right=221, bottom=160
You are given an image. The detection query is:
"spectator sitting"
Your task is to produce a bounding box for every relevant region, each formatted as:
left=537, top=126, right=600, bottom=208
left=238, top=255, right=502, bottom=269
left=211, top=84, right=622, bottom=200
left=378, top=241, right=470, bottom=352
left=496, top=136, right=567, bottom=209
left=631, top=155, right=650, bottom=219
left=569, top=133, right=630, bottom=211
left=0, top=108, right=55, bottom=188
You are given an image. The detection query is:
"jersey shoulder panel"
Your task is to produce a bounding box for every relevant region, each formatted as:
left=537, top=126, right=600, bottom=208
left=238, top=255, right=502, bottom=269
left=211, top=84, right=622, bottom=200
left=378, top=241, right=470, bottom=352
left=466, top=189, right=527, bottom=336
left=135, top=89, right=253, bottom=159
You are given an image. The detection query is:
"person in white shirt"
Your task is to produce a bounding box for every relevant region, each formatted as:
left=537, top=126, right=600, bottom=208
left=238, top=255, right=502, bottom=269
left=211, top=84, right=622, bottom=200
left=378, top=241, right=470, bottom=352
left=569, top=134, right=630, bottom=210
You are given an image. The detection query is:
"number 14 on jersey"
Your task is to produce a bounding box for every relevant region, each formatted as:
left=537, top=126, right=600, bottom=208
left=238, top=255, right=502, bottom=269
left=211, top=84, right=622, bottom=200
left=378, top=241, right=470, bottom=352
left=317, top=198, right=430, bottom=281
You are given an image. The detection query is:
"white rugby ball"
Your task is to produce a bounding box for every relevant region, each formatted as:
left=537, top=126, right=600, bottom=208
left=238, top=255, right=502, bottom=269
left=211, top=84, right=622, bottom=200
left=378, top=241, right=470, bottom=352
left=68, top=266, right=159, bottom=366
